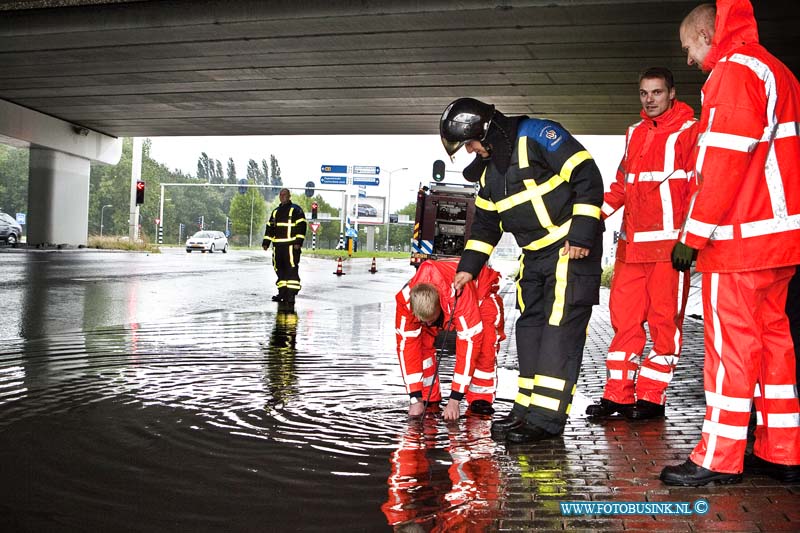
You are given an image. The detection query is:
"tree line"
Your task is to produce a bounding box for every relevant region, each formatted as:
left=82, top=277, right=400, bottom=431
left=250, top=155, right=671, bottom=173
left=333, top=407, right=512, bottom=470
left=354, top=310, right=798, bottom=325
left=0, top=141, right=415, bottom=250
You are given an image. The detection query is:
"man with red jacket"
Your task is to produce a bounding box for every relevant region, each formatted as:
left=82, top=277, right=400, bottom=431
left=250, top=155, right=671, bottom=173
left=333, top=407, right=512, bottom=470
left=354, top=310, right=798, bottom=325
left=586, top=67, right=698, bottom=421
left=395, top=259, right=505, bottom=421
left=662, top=0, right=800, bottom=486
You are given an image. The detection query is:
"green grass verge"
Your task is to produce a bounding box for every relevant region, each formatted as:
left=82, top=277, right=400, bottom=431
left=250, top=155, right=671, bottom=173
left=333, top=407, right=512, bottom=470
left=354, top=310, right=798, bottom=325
left=88, top=235, right=161, bottom=253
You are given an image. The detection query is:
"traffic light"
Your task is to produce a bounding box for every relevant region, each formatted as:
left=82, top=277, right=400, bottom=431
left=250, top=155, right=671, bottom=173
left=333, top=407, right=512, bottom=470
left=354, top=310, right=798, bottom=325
left=305, top=181, right=315, bottom=198
left=432, top=160, right=445, bottom=182
left=135, top=180, right=145, bottom=204
left=311, top=202, right=318, bottom=220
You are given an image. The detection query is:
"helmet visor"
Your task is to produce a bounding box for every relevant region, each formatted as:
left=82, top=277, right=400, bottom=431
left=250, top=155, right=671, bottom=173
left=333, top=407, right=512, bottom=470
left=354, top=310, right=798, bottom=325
left=441, top=137, right=465, bottom=158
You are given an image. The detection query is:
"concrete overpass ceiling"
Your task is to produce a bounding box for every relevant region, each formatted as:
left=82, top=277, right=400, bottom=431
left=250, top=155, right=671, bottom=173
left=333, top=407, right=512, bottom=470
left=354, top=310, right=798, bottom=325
left=0, top=0, right=797, bottom=137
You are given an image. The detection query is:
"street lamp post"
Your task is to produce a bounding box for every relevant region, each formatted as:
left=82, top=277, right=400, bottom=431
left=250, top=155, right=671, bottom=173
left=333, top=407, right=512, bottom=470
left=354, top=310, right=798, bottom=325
left=100, top=204, right=113, bottom=236
left=385, top=167, right=408, bottom=251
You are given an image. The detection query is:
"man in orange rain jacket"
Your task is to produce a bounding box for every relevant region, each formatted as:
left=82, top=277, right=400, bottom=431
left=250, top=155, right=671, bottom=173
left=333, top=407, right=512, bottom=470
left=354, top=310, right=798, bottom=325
left=585, top=67, right=698, bottom=421
left=395, top=259, right=505, bottom=420
left=661, top=0, right=800, bottom=486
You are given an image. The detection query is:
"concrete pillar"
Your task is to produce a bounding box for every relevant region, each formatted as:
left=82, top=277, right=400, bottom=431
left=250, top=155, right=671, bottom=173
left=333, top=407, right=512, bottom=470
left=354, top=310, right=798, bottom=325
left=27, top=148, right=91, bottom=246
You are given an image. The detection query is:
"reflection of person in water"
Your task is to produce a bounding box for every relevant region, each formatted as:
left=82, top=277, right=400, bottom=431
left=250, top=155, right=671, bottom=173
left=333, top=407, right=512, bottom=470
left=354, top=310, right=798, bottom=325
left=263, top=310, right=299, bottom=408
left=381, top=416, right=502, bottom=531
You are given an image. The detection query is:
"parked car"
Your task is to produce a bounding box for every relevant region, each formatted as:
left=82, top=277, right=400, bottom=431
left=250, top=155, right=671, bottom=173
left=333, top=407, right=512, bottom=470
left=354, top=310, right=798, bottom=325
left=351, top=203, right=378, bottom=217
left=185, top=230, right=228, bottom=253
left=0, top=211, right=22, bottom=247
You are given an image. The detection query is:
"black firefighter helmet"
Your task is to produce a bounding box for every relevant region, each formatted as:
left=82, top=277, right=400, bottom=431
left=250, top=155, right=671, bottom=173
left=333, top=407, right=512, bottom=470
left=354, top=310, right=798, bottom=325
left=439, top=98, right=495, bottom=158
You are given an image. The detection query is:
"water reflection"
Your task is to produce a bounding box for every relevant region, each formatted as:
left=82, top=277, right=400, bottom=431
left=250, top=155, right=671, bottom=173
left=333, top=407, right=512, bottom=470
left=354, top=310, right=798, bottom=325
left=263, top=310, right=299, bottom=409
left=382, top=414, right=503, bottom=531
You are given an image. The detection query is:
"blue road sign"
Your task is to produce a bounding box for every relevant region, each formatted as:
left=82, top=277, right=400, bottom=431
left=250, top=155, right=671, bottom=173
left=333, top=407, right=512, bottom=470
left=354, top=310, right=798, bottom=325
left=15, top=213, right=26, bottom=225
left=321, top=164, right=348, bottom=174
left=320, top=175, right=347, bottom=185
left=353, top=165, right=380, bottom=175
left=353, top=176, right=380, bottom=186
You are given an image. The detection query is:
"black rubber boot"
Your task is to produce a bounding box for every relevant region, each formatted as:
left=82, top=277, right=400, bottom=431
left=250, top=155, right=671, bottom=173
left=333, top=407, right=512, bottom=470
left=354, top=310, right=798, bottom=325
left=660, top=459, right=742, bottom=486
left=585, top=398, right=634, bottom=418
left=467, top=399, right=495, bottom=416
left=491, top=412, right=525, bottom=441
left=626, top=399, right=666, bottom=420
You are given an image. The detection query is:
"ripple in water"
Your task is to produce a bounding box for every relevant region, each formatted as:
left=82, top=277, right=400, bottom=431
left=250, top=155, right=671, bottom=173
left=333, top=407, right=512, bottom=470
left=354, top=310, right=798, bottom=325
left=0, top=303, right=506, bottom=531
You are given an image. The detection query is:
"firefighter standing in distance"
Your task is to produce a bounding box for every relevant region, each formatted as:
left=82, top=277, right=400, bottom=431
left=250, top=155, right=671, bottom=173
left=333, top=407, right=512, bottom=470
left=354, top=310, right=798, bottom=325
left=585, top=67, right=699, bottom=421
left=395, top=259, right=505, bottom=420
left=660, top=0, right=800, bottom=486
left=442, top=98, right=605, bottom=443
left=262, top=188, right=307, bottom=305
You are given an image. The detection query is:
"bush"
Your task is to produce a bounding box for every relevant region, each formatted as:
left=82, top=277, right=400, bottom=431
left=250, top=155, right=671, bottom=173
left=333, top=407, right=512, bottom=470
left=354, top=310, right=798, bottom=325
left=88, top=235, right=160, bottom=253
left=601, top=264, right=614, bottom=288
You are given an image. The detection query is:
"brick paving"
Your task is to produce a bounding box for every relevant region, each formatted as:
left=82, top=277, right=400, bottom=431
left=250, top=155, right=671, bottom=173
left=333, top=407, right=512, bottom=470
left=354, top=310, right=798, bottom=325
left=487, top=286, right=800, bottom=532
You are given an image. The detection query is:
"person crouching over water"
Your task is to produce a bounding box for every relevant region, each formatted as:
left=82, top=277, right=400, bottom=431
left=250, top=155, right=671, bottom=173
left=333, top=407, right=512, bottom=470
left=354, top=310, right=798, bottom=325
left=395, top=259, right=505, bottom=420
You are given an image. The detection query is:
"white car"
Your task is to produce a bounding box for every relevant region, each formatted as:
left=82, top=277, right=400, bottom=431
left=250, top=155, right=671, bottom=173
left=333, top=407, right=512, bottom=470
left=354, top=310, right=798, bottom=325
left=185, top=230, right=228, bottom=253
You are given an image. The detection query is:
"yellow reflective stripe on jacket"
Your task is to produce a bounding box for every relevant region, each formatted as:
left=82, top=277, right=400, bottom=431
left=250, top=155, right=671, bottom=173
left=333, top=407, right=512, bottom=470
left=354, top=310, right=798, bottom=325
left=516, top=253, right=525, bottom=313
left=465, top=239, right=494, bottom=256
left=549, top=252, right=570, bottom=326
left=572, top=203, right=601, bottom=219
left=560, top=150, right=592, bottom=182
left=474, top=195, right=497, bottom=211
left=522, top=219, right=572, bottom=251
left=518, top=136, right=529, bottom=168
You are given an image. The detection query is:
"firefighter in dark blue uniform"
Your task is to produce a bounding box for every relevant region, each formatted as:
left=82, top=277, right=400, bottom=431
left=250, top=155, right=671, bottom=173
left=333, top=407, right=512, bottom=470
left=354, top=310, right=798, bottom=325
left=262, top=188, right=307, bottom=304
left=441, top=98, right=604, bottom=443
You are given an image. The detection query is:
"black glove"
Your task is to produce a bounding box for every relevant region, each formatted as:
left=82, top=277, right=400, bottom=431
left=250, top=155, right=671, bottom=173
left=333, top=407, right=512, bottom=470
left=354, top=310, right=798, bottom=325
left=671, top=242, right=695, bottom=272
left=261, top=238, right=270, bottom=250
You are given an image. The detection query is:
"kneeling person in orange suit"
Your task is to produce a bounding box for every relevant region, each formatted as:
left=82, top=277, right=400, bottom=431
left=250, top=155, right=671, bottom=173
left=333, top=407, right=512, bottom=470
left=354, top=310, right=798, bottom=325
left=395, top=259, right=505, bottom=420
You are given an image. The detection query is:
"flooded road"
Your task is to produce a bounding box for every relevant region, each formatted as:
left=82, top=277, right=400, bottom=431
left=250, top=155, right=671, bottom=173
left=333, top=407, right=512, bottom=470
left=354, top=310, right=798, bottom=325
left=0, top=249, right=512, bottom=531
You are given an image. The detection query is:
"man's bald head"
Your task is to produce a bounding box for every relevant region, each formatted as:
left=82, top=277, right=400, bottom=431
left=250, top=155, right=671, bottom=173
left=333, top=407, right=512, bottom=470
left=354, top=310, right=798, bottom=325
left=680, top=3, right=716, bottom=35
left=680, top=3, right=716, bottom=72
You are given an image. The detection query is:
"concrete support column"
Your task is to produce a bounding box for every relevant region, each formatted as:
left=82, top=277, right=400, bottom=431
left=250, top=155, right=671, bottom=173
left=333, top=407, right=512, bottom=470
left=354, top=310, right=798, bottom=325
left=366, top=225, right=375, bottom=251
left=27, top=148, right=91, bottom=247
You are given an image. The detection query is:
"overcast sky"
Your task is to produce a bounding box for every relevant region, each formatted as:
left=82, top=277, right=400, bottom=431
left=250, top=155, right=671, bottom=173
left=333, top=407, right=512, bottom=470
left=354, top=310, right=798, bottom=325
left=148, top=134, right=625, bottom=213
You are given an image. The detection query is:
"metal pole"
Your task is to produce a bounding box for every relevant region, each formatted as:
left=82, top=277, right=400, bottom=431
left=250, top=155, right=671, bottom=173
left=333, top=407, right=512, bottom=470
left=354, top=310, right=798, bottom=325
left=385, top=167, right=407, bottom=251
left=100, top=204, right=112, bottom=237
left=129, top=137, right=143, bottom=241
left=158, top=183, right=165, bottom=240
left=248, top=191, right=254, bottom=248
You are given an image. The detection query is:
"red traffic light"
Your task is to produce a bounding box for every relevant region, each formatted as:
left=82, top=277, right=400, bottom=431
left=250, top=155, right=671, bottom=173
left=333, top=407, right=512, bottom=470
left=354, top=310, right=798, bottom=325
left=135, top=180, right=145, bottom=204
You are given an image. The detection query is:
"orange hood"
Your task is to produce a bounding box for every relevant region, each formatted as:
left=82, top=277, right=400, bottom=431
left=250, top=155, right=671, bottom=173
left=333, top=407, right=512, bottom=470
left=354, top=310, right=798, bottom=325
left=703, top=0, right=760, bottom=71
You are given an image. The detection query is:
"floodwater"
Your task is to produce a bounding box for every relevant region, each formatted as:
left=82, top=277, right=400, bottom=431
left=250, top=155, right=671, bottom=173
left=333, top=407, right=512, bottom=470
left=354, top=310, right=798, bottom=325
left=0, top=250, right=512, bottom=532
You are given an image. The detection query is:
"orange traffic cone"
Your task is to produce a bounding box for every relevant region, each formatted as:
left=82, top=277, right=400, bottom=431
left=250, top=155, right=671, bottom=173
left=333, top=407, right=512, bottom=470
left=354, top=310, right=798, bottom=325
left=369, top=257, right=378, bottom=274
left=333, top=256, right=346, bottom=276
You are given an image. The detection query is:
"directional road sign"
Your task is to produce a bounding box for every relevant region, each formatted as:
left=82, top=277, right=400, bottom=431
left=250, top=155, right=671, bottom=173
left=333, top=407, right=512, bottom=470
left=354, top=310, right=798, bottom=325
left=353, top=165, right=380, bottom=175
left=320, top=175, right=347, bottom=185
left=353, top=176, right=380, bottom=186
left=321, top=164, right=348, bottom=174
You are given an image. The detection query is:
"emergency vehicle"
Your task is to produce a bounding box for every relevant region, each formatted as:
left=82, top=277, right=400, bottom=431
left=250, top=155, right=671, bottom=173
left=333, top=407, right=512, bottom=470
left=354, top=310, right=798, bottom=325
left=410, top=183, right=477, bottom=267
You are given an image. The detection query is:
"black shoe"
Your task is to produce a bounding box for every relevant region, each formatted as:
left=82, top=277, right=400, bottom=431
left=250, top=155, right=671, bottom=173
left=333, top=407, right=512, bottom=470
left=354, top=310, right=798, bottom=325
left=271, top=294, right=283, bottom=302
left=744, top=453, right=800, bottom=483
left=660, top=459, right=742, bottom=486
left=585, top=398, right=634, bottom=418
left=626, top=400, right=666, bottom=420
left=468, top=399, right=495, bottom=416
left=506, top=424, right=561, bottom=444
left=490, top=413, right=525, bottom=441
